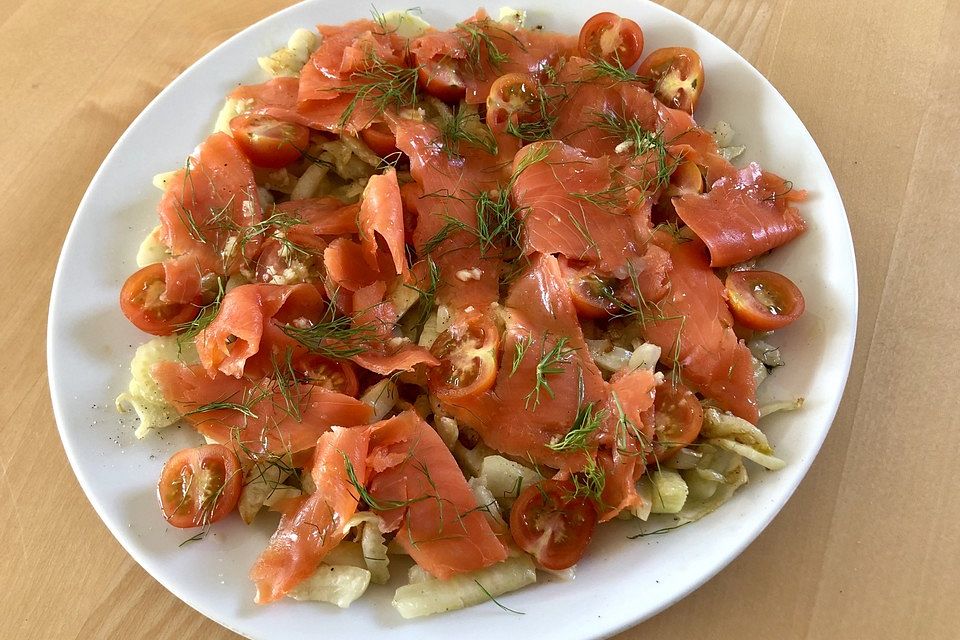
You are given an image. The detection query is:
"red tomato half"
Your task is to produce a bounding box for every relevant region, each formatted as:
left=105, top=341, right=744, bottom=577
left=158, top=445, right=243, bottom=529
left=638, top=47, right=705, bottom=114
left=725, top=270, right=805, bottom=331
left=296, top=354, right=360, bottom=397
left=510, top=479, right=599, bottom=570
left=120, top=263, right=201, bottom=336
left=558, top=259, right=620, bottom=319
left=229, top=114, right=309, bottom=168
left=359, top=122, right=399, bottom=157
left=485, top=72, right=540, bottom=134
left=578, top=12, right=645, bottom=67
left=646, top=380, right=703, bottom=464
left=428, top=315, right=500, bottom=400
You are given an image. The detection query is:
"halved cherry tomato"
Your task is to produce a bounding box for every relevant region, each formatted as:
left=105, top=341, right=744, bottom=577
left=158, top=444, right=242, bottom=529
left=485, top=72, right=540, bottom=133
left=417, top=60, right=467, bottom=102
left=510, top=478, right=599, bottom=570
left=296, top=354, right=359, bottom=397
left=428, top=315, right=500, bottom=400
left=578, top=12, right=645, bottom=67
left=725, top=270, right=805, bottom=331
left=359, top=121, right=399, bottom=157
left=646, top=380, right=703, bottom=464
left=558, top=259, right=619, bottom=319
left=120, top=263, right=201, bottom=336
left=229, top=114, right=309, bottom=168
left=637, top=47, right=705, bottom=114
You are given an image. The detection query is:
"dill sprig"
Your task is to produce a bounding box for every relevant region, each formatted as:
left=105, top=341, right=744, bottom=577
left=437, top=105, right=499, bottom=157
left=510, top=334, right=532, bottom=376
left=342, top=452, right=431, bottom=511
left=586, top=56, right=647, bottom=84
left=455, top=18, right=524, bottom=76
left=524, top=335, right=576, bottom=410
left=338, top=52, right=421, bottom=130
left=403, top=256, right=441, bottom=338
left=592, top=112, right=682, bottom=194
left=281, top=294, right=381, bottom=359
left=628, top=521, right=693, bottom=539
left=547, top=402, right=608, bottom=452
left=505, top=82, right=559, bottom=143
left=174, top=464, right=244, bottom=545
left=570, top=456, right=606, bottom=502
left=474, top=579, right=525, bottom=615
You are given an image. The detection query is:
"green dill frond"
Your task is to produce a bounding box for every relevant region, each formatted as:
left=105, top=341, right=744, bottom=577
left=547, top=401, right=607, bottom=452
left=510, top=334, right=532, bottom=376
left=524, top=335, right=576, bottom=410
left=627, top=521, right=693, bottom=539
left=474, top=579, right=525, bottom=615
left=176, top=277, right=225, bottom=348
left=338, top=53, right=421, bottom=129
left=281, top=293, right=381, bottom=359
left=510, top=143, right=551, bottom=180
left=403, top=256, right=441, bottom=337
left=504, top=82, right=559, bottom=143
left=437, top=105, right=499, bottom=157
left=455, top=18, right=524, bottom=76
left=586, top=56, right=646, bottom=84
left=342, top=452, right=429, bottom=511
left=761, top=180, right=795, bottom=203
left=570, top=455, right=606, bottom=502
left=185, top=400, right=258, bottom=418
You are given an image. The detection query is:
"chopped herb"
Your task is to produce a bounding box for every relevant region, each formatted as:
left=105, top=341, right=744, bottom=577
left=524, top=335, right=576, bottom=410
left=547, top=401, right=607, bottom=452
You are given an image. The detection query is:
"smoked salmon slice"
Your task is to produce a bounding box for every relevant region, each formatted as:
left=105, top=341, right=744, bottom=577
left=157, top=133, right=263, bottom=303
left=358, top=168, right=406, bottom=276
left=366, top=411, right=508, bottom=578
left=250, top=425, right=372, bottom=603
left=675, top=163, right=807, bottom=267
left=510, top=141, right=648, bottom=277
left=195, top=283, right=324, bottom=379
left=641, top=232, right=759, bottom=423
left=152, top=362, right=373, bottom=455
left=443, top=254, right=608, bottom=470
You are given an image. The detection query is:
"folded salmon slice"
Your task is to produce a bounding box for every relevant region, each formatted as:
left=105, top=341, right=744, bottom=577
left=278, top=198, right=361, bottom=238
left=511, top=141, right=648, bottom=277
left=366, top=411, right=508, bottom=578
left=152, top=362, right=373, bottom=455
left=358, top=168, right=406, bottom=276
left=674, top=163, right=807, bottom=267
left=250, top=425, right=372, bottom=603
left=195, top=283, right=324, bottom=379
left=410, top=12, right=575, bottom=105
left=390, top=115, right=503, bottom=313
left=443, top=254, right=608, bottom=470
left=641, top=233, right=759, bottom=423
left=157, top=133, right=263, bottom=303
left=350, top=280, right=438, bottom=375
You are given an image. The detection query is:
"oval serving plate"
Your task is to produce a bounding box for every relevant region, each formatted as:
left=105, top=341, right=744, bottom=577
left=48, top=1, right=857, bottom=638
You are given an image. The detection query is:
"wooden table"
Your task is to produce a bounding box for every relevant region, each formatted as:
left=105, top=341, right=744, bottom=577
left=3, top=0, right=957, bottom=638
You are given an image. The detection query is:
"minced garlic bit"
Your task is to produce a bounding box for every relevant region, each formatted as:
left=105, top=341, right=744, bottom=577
left=455, top=268, right=483, bottom=282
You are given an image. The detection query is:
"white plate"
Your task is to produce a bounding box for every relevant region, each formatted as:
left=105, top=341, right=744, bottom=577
left=48, top=1, right=857, bottom=638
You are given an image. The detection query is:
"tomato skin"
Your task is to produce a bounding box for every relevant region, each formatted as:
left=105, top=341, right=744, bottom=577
left=296, top=354, right=360, bottom=397
left=646, top=380, right=703, bottom=464
left=637, top=47, right=705, bottom=114
left=725, top=270, right=805, bottom=331
left=428, top=315, right=500, bottom=400
left=229, top=114, right=309, bottom=168
left=158, top=445, right=242, bottom=529
left=485, top=72, right=540, bottom=134
left=510, top=479, right=599, bottom=570
left=359, top=122, right=398, bottom=157
left=578, top=12, right=645, bottom=67
left=120, top=263, right=201, bottom=336
left=558, top=259, right=619, bottom=319
left=417, top=61, right=467, bottom=102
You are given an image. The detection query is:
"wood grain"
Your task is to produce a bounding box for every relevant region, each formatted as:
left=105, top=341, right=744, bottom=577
left=2, top=1, right=957, bottom=638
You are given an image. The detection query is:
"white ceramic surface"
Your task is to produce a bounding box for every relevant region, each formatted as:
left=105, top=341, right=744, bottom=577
left=47, top=2, right=857, bottom=638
